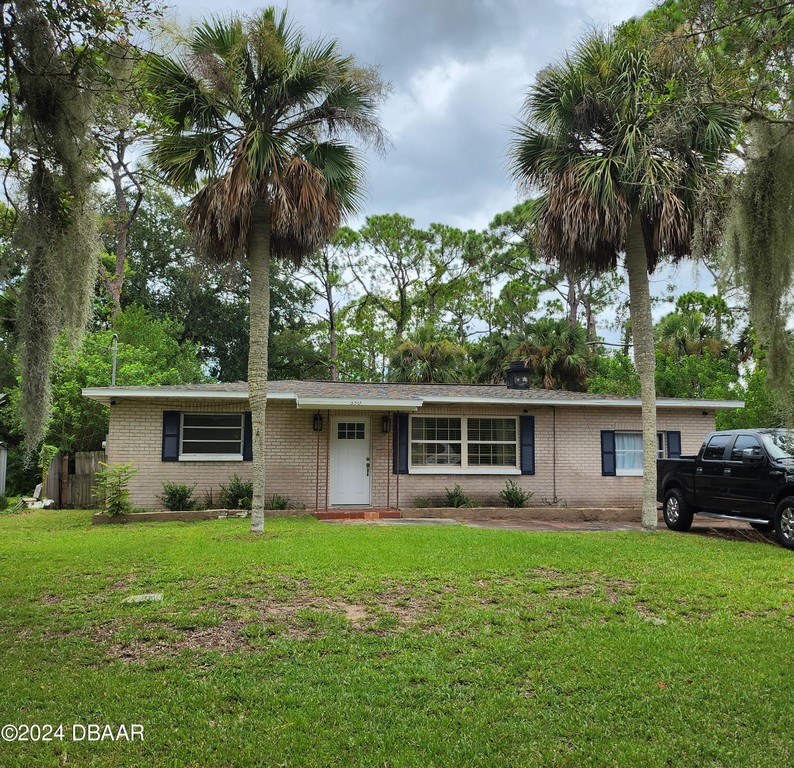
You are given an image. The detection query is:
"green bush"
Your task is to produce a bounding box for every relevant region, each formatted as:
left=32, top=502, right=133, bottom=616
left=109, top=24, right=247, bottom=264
left=0, top=496, right=8, bottom=511
left=158, top=481, right=197, bottom=511
left=265, top=494, right=304, bottom=510
left=498, top=478, right=533, bottom=508
left=93, top=462, right=138, bottom=516
left=412, top=496, right=432, bottom=509
left=444, top=484, right=475, bottom=508
left=219, top=474, right=253, bottom=510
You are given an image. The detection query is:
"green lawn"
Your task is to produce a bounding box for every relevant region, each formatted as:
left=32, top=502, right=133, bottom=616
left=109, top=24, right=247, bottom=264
left=0, top=511, right=791, bottom=767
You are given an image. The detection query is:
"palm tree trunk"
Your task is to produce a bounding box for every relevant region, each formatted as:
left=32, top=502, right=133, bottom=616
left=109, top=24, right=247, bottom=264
left=625, top=217, right=657, bottom=531
left=248, top=200, right=271, bottom=533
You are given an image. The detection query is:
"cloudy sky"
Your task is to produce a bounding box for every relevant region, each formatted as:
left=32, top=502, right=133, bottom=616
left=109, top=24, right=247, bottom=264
left=170, top=0, right=654, bottom=232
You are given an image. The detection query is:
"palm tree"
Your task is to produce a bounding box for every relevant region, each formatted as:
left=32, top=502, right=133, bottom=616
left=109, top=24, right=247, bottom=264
left=510, top=34, right=737, bottom=529
left=146, top=9, right=383, bottom=532
left=389, top=324, right=466, bottom=383
left=512, top=317, right=589, bottom=391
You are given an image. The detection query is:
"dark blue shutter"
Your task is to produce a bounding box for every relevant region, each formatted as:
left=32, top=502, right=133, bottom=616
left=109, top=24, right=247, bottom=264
left=667, top=431, right=681, bottom=459
left=242, top=411, right=253, bottom=461
left=520, top=415, right=535, bottom=475
left=392, top=412, right=409, bottom=474
left=162, top=411, right=180, bottom=462
left=601, top=430, right=616, bottom=476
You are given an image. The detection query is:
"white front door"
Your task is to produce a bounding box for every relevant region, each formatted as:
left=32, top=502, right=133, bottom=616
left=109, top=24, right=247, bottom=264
left=330, top=418, right=371, bottom=506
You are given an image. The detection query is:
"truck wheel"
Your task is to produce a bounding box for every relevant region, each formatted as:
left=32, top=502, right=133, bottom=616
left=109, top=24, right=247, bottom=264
left=663, top=488, right=693, bottom=532
left=774, top=497, right=794, bottom=550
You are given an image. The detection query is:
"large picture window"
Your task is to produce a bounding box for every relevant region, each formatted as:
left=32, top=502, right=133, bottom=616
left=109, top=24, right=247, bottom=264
left=410, top=416, right=519, bottom=472
left=180, top=413, right=244, bottom=460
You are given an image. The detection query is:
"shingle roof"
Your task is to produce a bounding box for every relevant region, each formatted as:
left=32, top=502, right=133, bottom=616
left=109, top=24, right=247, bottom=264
left=81, top=379, right=744, bottom=410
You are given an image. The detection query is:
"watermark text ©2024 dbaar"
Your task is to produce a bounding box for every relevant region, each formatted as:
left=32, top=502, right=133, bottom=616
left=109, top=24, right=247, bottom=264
left=1, top=723, right=143, bottom=742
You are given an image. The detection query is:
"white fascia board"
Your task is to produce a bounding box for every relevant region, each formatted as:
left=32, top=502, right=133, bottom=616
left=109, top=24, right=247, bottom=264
left=81, top=387, right=296, bottom=406
left=418, top=395, right=744, bottom=410
left=81, top=387, right=250, bottom=405
left=295, top=396, right=421, bottom=412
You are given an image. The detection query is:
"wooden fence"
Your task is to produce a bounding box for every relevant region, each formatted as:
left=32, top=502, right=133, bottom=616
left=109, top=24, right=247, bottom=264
left=47, top=451, right=105, bottom=508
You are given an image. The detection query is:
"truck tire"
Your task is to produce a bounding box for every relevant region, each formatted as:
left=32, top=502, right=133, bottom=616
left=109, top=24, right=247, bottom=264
left=774, top=497, right=794, bottom=550
left=663, top=488, right=693, bottom=532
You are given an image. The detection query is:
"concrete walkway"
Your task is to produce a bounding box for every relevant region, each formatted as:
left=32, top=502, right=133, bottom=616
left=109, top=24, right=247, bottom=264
left=323, top=515, right=777, bottom=543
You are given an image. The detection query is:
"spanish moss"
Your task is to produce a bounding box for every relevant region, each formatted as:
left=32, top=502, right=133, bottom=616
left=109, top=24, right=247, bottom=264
left=727, top=117, right=794, bottom=421
left=10, top=0, right=101, bottom=451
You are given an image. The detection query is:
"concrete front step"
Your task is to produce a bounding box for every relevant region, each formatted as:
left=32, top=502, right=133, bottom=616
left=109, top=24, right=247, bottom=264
left=315, top=509, right=402, bottom=521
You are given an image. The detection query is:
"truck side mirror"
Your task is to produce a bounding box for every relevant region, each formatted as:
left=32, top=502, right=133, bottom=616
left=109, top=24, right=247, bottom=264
left=741, top=447, right=764, bottom=466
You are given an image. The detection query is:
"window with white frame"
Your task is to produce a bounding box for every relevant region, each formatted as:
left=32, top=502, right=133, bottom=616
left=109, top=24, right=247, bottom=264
left=615, top=431, right=669, bottom=475
left=410, top=416, right=519, bottom=471
left=180, top=413, right=243, bottom=459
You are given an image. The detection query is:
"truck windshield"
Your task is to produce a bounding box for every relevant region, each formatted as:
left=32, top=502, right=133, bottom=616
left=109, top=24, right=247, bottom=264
left=760, top=431, right=794, bottom=460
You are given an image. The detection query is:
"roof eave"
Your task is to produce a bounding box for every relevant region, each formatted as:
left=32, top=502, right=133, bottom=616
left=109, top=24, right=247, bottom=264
left=295, top=396, right=421, bottom=412
left=419, top=395, right=745, bottom=410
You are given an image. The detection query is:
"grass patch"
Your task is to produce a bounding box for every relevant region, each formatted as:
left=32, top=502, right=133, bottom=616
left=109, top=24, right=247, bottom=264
left=0, top=510, right=791, bottom=766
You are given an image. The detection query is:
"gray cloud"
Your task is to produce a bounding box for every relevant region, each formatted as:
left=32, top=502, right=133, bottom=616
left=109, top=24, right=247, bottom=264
left=171, top=0, right=652, bottom=230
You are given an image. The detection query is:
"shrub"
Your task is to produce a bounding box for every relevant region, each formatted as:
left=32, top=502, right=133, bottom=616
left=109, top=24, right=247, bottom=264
left=219, top=474, right=253, bottom=510
left=498, top=478, right=533, bottom=508
left=412, top=496, right=432, bottom=509
left=0, top=496, right=8, bottom=511
left=444, top=484, right=475, bottom=508
left=93, top=462, right=138, bottom=516
left=158, top=481, right=197, bottom=511
left=265, top=494, right=304, bottom=510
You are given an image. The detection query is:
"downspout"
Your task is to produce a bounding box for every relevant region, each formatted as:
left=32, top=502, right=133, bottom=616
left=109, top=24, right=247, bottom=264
left=552, top=406, right=558, bottom=504
left=395, top=415, right=400, bottom=511
left=315, top=422, right=320, bottom=515
left=324, top=410, right=330, bottom=511
left=386, top=413, right=391, bottom=510
left=111, top=334, right=119, bottom=386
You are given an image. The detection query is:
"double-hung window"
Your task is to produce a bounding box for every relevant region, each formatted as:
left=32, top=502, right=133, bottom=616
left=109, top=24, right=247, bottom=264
left=614, top=431, right=673, bottom=475
left=409, top=416, right=519, bottom=472
left=180, top=413, right=244, bottom=460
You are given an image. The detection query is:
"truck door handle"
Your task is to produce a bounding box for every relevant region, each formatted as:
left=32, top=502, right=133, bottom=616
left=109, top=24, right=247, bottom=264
left=723, top=468, right=731, bottom=475
left=696, top=467, right=703, bottom=474
left=770, top=470, right=783, bottom=477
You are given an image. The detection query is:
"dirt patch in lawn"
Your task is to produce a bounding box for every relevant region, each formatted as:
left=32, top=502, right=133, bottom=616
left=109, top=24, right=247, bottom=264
left=88, top=571, right=641, bottom=662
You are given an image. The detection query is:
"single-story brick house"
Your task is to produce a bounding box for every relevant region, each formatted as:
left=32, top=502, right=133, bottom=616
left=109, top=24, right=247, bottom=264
left=82, top=379, right=743, bottom=512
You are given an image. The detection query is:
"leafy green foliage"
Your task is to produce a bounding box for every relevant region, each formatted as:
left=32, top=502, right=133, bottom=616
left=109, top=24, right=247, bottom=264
left=92, top=461, right=137, bottom=516
left=588, top=353, right=641, bottom=397
left=4, top=306, right=207, bottom=453
left=158, top=481, right=197, bottom=511
left=443, top=484, right=475, bottom=508
left=389, top=324, right=467, bottom=383
left=510, top=318, right=590, bottom=391
left=219, top=474, right=253, bottom=510
left=265, top=494, right=304, bottom=511
left=499, top=479, right=533, bottom=508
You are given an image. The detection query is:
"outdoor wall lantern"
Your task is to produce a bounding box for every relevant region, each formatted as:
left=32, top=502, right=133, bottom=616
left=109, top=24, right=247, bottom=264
left=381, top=415, right=391, bottom=433
left=312, top=413, right=323, bottom=432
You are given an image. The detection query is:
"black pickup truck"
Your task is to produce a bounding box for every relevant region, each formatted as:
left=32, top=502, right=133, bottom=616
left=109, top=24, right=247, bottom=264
left=657, top=429, right=794, bottom=549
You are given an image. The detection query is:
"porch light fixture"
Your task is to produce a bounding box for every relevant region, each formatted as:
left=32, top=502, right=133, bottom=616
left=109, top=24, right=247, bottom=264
left=381, top=415, right=391, bottom=433
left=312, top=413, right=323, bottom=432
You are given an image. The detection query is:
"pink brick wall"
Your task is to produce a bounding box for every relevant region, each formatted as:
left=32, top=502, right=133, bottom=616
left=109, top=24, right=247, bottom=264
left=107, top=398, right=715, bottom=510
